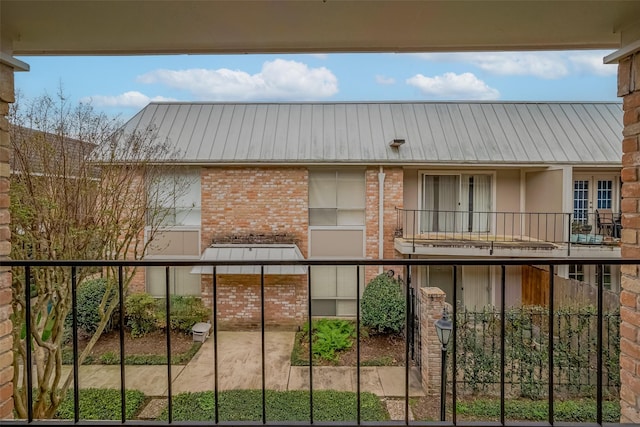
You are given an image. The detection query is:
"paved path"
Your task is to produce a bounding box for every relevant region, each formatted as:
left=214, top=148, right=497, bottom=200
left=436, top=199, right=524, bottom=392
left=33, top=331, right=424, bottom=398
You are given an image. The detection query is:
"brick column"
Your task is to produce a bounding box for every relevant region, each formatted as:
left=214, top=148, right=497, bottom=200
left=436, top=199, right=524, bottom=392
left=619, top=51, right=640, bottom=423
left=419, top=287, right=446, bottom=395
left=0, top=61, right=14, bottom=419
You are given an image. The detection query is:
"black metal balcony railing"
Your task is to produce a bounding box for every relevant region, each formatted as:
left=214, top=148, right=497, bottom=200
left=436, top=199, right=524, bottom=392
left=396, top=209, right=621, bottom=253
left=1, top=258, right=632, bottom=427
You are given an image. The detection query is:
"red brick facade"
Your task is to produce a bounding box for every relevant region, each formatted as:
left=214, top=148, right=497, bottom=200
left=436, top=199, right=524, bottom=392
left=619, top=52, right=640, bottom=423
left=0, top=62, right=13, bottom=419
left=200, top=274, right=307, bottom=329
left=199, top=167, right=310, bottom=324
left=201, top=167, right=309, bottom=256
left=364, top=167, right=404, bottom=283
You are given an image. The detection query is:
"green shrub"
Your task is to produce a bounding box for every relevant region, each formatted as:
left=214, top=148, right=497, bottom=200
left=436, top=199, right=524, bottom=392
left=361, top=273, right=405, bottom=334
left=125, top=293, right=158, bottom=338
left=55, top=388, right=146, bottom=420
left=157, top=296, right=211, bottom=334
left=70, top=278, right=118, bottom=335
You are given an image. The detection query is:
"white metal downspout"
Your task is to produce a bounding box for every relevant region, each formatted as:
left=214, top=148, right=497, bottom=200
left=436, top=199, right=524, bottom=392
left=378, top=166, right=386, bottom=275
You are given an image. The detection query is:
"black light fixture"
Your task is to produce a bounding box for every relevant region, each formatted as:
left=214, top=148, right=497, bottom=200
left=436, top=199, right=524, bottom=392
left=389, top=138, right=405, bottom=148
left=434, top=307, right=453, bottom=421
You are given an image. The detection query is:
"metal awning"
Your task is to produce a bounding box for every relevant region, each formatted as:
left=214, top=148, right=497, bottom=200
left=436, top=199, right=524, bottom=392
left=190, top=244, right=306, bottom=275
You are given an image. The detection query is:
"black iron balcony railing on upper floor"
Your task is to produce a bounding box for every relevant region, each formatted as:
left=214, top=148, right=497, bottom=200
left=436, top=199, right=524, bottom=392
left=395, top=208, right=621, bottom=254
left=0, top=257, right=631, bottom=427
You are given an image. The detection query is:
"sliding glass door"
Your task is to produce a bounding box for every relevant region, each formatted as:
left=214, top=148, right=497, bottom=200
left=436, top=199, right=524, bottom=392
left=421, top=173, right=492, bottom=234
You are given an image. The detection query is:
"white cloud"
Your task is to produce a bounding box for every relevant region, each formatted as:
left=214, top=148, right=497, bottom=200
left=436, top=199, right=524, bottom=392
left=412, top=50, right=616, bottom=79
left=81, top=91, right=175, bottom=108
left=567, top=52, right=617, bottom=76
left=375, top=75, right=396, bottom=85
left=414, top=52, right=568, bottom=79
left=137, top=59, right=338, bottom=101
left=309, top=53, right=329, bottom=60
left=406, top=72, right=500, bottom=100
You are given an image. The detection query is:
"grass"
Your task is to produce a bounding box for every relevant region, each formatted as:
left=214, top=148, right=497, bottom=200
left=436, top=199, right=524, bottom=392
left=55, top=388, right=146, bottom=420
left=160, top=390, right=389, bottom=422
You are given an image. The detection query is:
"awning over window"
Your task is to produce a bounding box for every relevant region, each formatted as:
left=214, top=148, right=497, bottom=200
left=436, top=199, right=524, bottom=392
left=190, top=244, right=306, bottom=275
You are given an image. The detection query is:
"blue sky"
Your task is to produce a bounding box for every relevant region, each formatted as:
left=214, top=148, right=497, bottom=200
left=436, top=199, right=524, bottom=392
left=14, top=51, right=619, bottom=121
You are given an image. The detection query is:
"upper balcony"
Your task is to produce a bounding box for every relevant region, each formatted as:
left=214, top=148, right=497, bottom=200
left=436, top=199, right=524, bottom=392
left=394, top=208, right=621, bottom=257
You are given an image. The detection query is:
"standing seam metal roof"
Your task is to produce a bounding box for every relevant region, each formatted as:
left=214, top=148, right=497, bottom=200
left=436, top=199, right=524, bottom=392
left=118, top=101, right=623, bottom=165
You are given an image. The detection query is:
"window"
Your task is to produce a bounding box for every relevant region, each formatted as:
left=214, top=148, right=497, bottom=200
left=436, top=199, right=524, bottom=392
left=310, top=266, right=364, bottom=316
left=148, top=170, right=201, bottom=226
left=597, top=180, right=613, bottom=209
left=573, top=180, right=589, bottom=223
left=309, top=170, right=365, bottom=226
left=147, top=266, right=201, bottom=296
left=603, top=264, right=612, bottom=290
left=569, top=264, right=584, bottom=282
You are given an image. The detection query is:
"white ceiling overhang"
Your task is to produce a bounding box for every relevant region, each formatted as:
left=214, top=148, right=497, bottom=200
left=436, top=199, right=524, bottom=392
left=190, top=244, right=307, bottom=275
left=2, top=1, right=640, bottom=56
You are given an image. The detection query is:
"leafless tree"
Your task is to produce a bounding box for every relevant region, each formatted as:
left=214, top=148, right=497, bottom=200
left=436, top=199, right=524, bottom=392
left=9, top=90, right=186, bottom=418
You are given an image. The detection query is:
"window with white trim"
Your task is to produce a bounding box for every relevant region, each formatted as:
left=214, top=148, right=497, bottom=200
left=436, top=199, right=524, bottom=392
left=148, top=170, right=201, bottom=226
left=309, top=169, right=365, bottom=226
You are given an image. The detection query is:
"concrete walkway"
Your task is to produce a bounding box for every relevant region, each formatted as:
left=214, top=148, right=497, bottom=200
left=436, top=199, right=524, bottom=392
left=52, top=331, right=424, bottom=398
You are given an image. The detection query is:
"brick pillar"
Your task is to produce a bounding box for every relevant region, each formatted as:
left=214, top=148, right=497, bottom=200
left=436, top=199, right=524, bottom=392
left=419, top=287, right=446, bottom=395
left=619, top=52, right=640, bottom=423
left=0, top=61, right=14, bottom=419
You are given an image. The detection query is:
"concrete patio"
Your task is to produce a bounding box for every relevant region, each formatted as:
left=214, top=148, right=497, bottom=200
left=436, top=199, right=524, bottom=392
left=61, top=331, right=424, bottom=398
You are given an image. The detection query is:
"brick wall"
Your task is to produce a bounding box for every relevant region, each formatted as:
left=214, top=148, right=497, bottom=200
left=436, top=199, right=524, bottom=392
left=200, top=274, right=307, bottom=328
left=619, top=52, right=640, bottom=423
left=200, top=167, right=309, bottom=324
left=364, top=167, right=404, bottom=284
left=0, top=62, right=13, bottom=419
left=201, top=167, right=308, bottom=255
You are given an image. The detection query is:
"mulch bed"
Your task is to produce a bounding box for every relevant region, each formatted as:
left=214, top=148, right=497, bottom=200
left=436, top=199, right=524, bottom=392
left=78, top=330, right=194, bottom=358
left=296, top=332, right=411, bottom=366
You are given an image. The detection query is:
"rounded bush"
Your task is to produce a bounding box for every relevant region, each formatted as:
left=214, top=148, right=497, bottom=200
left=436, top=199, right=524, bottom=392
left=360, top=273, right=405, bottom=334
left=125, top=293, right=159, bottom=337
left=74, top=278, right=118, bottom=335
left=164, top=296, right=211, bottom=334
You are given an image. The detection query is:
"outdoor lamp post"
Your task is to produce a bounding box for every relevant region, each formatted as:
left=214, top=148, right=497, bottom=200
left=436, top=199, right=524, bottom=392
left=434, top=307, right=453, bottom=421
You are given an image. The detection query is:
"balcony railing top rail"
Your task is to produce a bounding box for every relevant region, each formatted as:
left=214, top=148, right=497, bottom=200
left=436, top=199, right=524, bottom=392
left=395, top=208, right=622, bottom=255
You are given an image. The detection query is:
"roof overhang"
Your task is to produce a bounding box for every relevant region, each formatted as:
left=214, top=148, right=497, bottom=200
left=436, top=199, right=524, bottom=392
left=2, top=1, right=640, bottom=56
left=190, top=244, right=306, bottom=275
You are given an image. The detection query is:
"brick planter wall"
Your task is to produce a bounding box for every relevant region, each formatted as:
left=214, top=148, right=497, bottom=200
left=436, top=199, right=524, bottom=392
left=419, top=287, right=447, bottom=395
left=619, top=52, right=640, bottom=423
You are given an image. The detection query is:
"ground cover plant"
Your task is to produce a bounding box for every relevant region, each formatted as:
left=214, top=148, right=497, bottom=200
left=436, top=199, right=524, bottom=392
left=411, top=397, right=620, bottom=422
left=455, top=398, right=620, bottom=423
left=54, top=388, right=146, bottom=420
left=160, top=390, right=388, bottom=421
